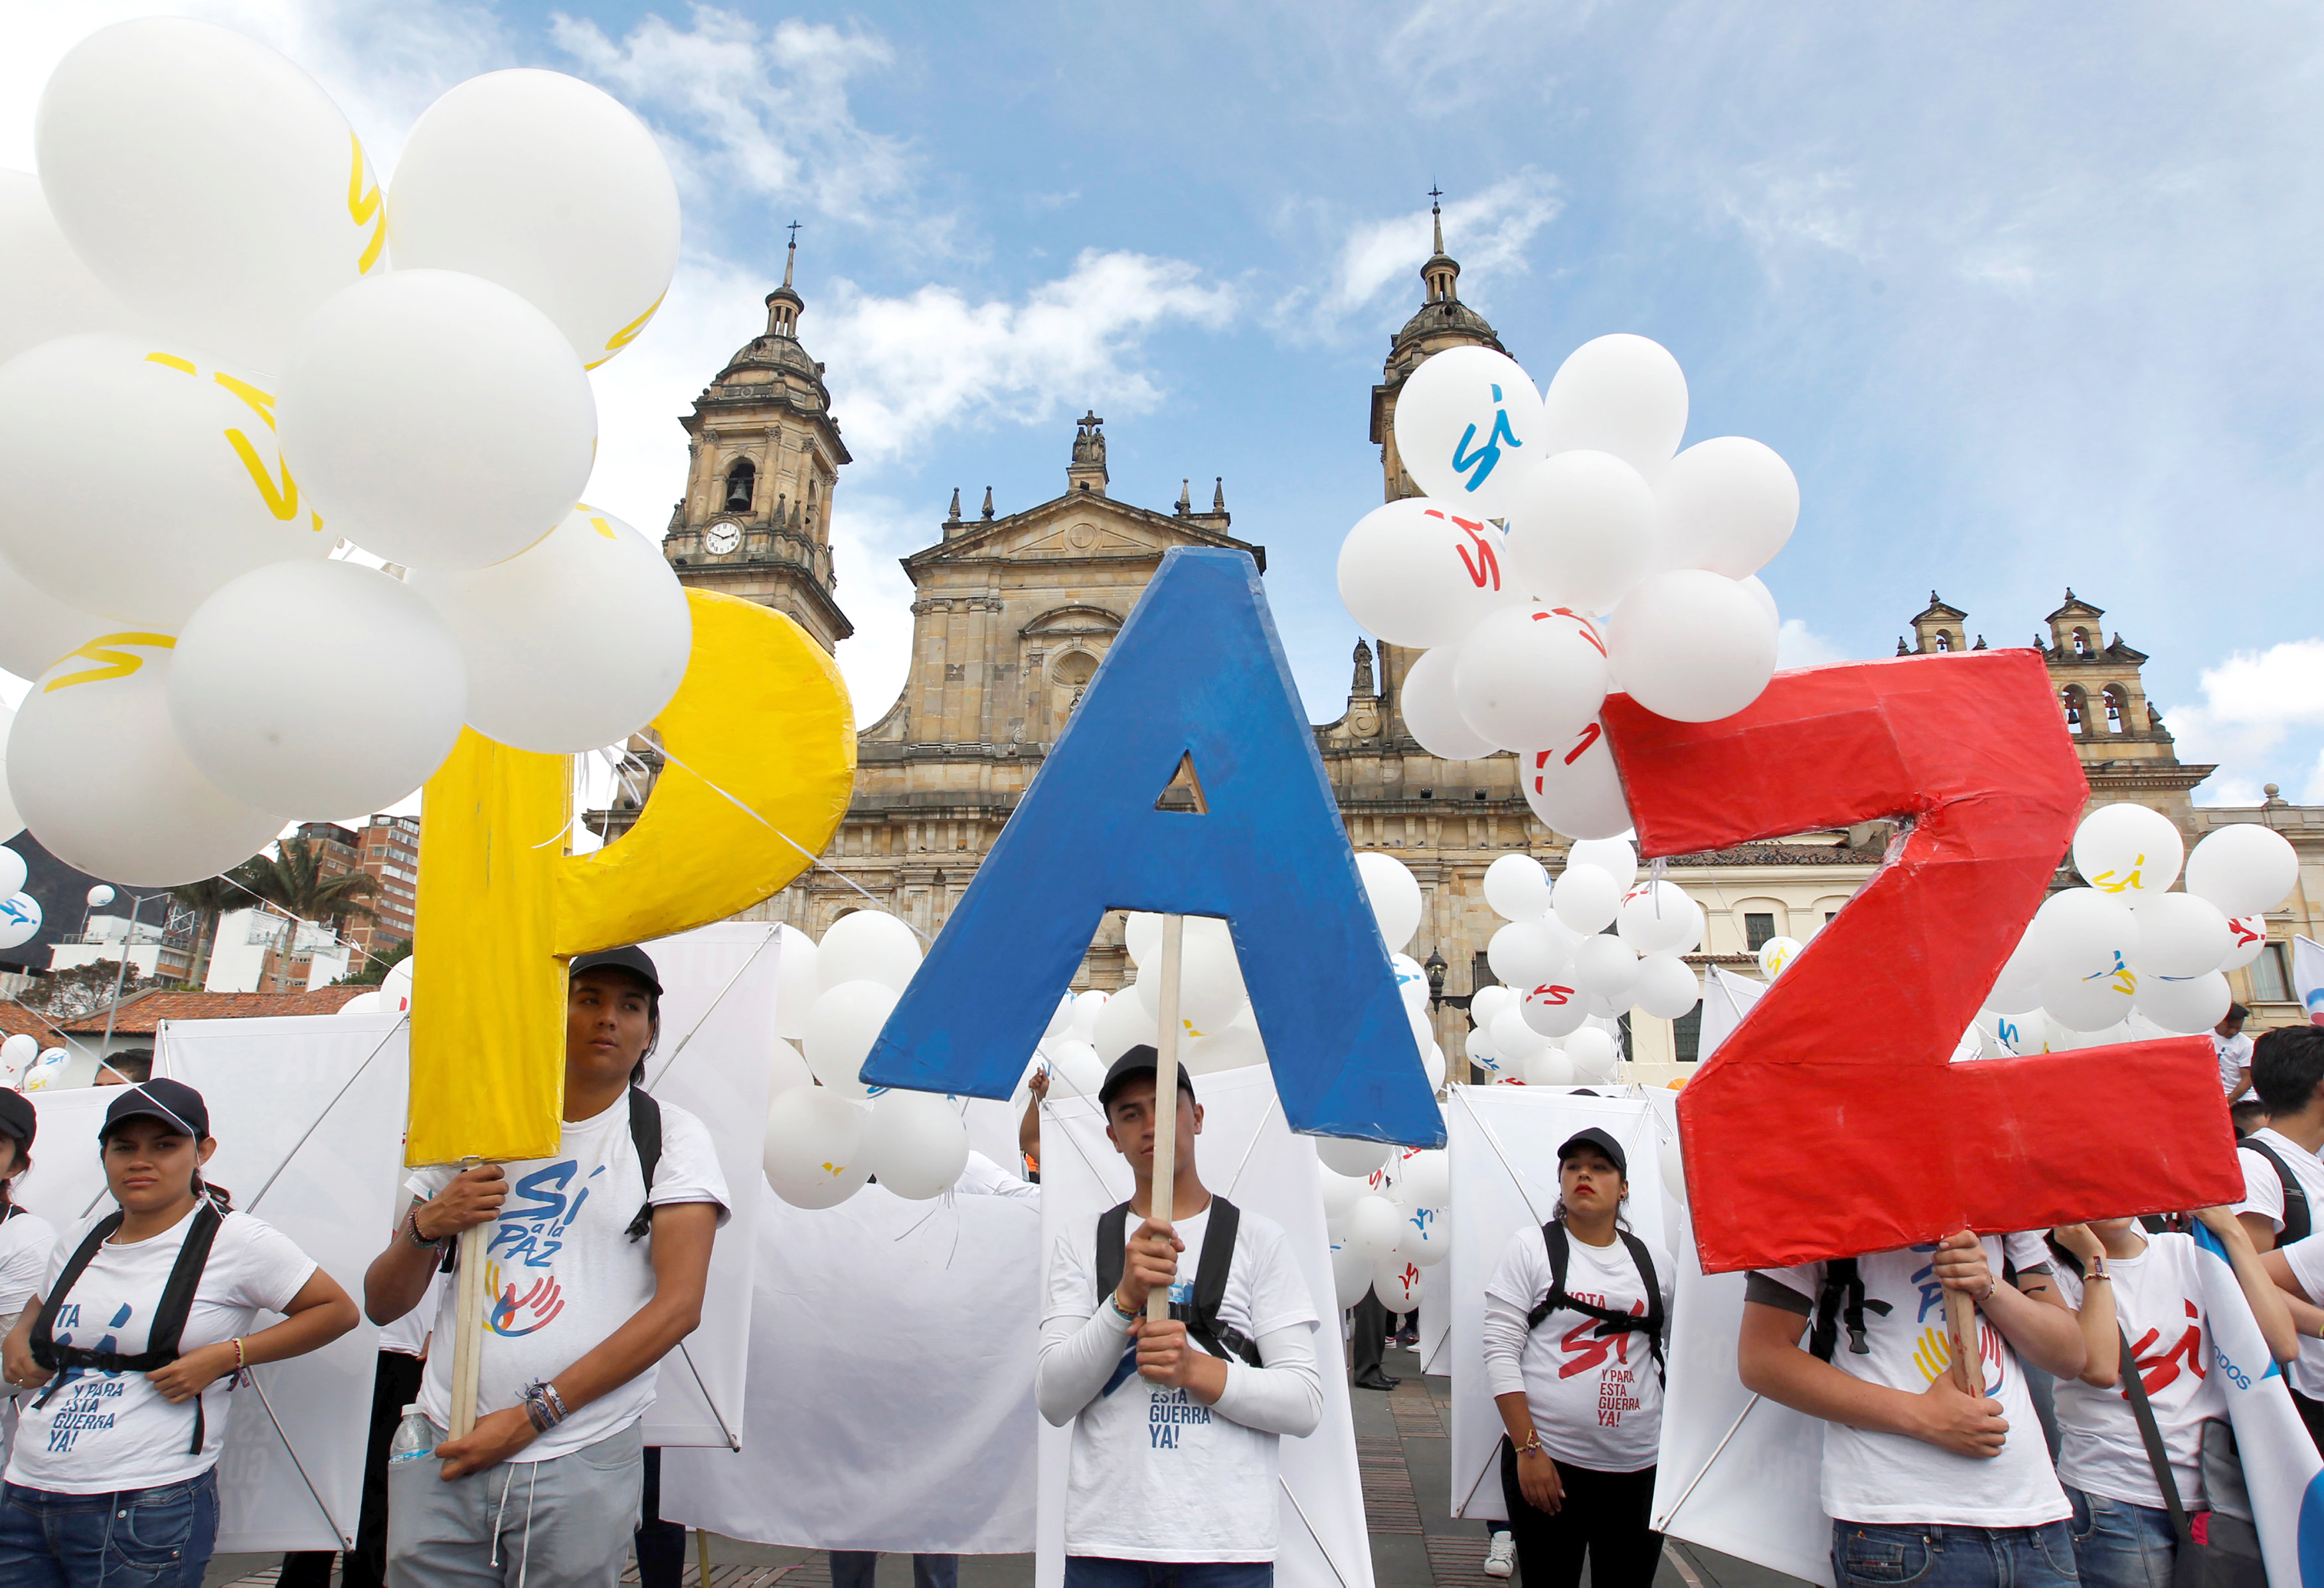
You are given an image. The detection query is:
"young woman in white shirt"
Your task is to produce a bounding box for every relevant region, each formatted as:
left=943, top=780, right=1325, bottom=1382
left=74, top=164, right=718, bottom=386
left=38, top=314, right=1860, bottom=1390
left=0, top=1079, right=359, bottom=1586
left=2050, top=1209, right=2295, bottom=1588
left=0, top=1091, right=55, bottom=1336
left=1483, top=1128, right=1676, bottom=1588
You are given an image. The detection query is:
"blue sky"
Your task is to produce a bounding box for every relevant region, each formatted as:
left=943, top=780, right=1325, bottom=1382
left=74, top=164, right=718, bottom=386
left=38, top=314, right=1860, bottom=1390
left=8, top=1, right=2323, bottom=804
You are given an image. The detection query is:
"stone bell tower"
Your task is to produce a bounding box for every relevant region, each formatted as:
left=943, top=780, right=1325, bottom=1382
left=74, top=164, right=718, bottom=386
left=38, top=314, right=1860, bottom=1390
left=662, top=228, right=853, bottom=654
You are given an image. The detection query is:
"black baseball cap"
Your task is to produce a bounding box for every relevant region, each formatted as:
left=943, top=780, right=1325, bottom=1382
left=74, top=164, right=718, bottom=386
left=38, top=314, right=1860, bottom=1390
left=569, top=945, right=662, bottom=998
left=0, top=1089, right=35, bottom=1149
left=100, top=1079, right=209, bottom=1143
left=1557, top=1126, right=1627, bottom=1180
left=1098, top=1045, right=1199, bottom=1112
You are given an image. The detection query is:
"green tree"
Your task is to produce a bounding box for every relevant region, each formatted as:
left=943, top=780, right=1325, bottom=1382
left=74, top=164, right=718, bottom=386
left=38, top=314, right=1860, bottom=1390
left=167, top=857, right=271, bottom=990
left=238, top=835, right=378, bottom=930
left=344, top=936, right=412, bottom=986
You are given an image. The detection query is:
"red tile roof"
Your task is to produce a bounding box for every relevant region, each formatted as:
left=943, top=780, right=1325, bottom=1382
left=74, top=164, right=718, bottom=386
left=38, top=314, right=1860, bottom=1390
left=0, top=1001, right=74, bottom=1045
left=57, top=986, right=374, bottom=1036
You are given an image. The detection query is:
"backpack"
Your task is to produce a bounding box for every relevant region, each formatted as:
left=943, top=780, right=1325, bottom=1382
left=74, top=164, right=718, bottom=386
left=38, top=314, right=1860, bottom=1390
left=29, top=1200, right=224, bottom=1455
left=1807, top=1257, right=1894, bottom=1362
left=442, top=1088, right=662, bottom=1273
left=2237, top=1138, right=2309, bottom=1245
left=1093, top=1195, right=1264, bottom=1368
left=1527, top=1219, right=1667, bottom=1383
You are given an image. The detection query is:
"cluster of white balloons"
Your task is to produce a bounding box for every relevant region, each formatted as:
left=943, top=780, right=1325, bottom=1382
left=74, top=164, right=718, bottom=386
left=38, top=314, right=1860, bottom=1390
left=1459, top=841, right=1704, bottom=1084
left=1322, top=1143, right=1448, bottom=1312
left=1339, top=335, right=1798, bottom=838
left=0, top=848, right=39, bottom=952
left=0, top=19, right=691, bottom=885
left=760, top=911, right=979, bottom=1209
left=1976, top=806, right=2297, bottom=1053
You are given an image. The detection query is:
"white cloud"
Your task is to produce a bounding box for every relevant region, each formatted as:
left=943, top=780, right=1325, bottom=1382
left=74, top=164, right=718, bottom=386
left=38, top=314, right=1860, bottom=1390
left=811, top=249, right=1236, bottom=464
left=1278, top=173, right=1562, bottom=335
left=2162, top=638, right=2324, bottom=802
left=549, top=5, right=916, bottom=239
left=1776, top=617, right=1847, bottom=669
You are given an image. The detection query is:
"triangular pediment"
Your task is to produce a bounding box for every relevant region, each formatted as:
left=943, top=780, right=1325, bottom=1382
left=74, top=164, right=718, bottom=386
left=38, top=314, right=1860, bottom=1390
left=905, top=490, right=1263, bottom=572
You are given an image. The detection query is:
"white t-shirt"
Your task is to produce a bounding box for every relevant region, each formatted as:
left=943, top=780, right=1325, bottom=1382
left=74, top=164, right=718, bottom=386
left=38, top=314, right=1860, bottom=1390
left=1757, top=1241, right=2069, bottom=1528
left=0, top=1206, right=58, bottom=1319
left=2234, top=1128, right=2324, bottom=1396
left=2216, top=1032, right=2254, bottom=1096
left=955, top=1150, right=1040, bottom=1204
left=1043, top=1201, right=1320, bottom=1562
left=1483, top=1224, right=1675, bottom=1471
left=5, top=1205, right=316, bottom=1496
left=406, top=1094, right=729, bottom=1462
left=2050, top=1234, right=2221, bottom=1509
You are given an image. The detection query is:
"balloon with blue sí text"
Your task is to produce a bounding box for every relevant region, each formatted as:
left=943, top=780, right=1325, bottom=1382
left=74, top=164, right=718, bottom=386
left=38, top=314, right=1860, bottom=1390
left=0, top=891, right=39, bottom=952
left=36, top=17, right=384, bottom=373
left=387, top=70, right=679, bottom=373
left=0, top=334, right=334, bottom=626
left=1391, top=345, right=1546, bottom=518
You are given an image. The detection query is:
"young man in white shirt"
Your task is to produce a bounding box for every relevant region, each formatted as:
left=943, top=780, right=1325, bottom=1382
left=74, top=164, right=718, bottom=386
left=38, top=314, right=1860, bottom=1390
left=1738, top=1231, right=2087, bottom=1588
left=2232, top=1023, right=2324, bottom=1449
left=366, top=945, right=730, bottom=1588
left=1037, top=1046, right=1323, bottom=1587
left=2215, top=1004, right=2254, bottom=1102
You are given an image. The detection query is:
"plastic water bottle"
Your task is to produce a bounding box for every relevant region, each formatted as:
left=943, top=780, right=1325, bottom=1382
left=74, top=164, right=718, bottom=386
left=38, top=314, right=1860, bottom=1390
left=387, top=1405, right=435, bottom=1464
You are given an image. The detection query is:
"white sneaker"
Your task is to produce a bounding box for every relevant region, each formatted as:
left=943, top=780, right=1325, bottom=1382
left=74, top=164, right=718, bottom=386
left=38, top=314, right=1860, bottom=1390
left=1483, top=1534, right=1515, bottom=1579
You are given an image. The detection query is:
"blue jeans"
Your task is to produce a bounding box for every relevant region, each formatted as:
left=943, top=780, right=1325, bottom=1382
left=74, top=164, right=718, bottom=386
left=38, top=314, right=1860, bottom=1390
left=1831, top=1520, right=2079, bottom=1588
left=2066, top=1488, right=2175, bottom=1588
left=1062, top=1561, right=1273, bottom=1588
left=0, top=1469, right=220, bottom=1588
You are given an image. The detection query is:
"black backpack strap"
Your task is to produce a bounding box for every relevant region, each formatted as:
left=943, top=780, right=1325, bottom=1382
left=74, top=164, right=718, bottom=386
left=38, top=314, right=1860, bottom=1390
left=1182, top=1196, right=1262, bottom=1368
left=2116, top=1328, right=2197, bottom=1547
left=624, top=1087, right=663, bottom=1243
left=1094, top=1201, right=1133, bottom=1310
left=2242, top=1138, right=2311, bottom=1245
left=1616, top=1231, right=1667, bottom=1384
left=1807, top=1257, right=1891, bottom=1362
left=31, top=1203, right=222, bottom=1454
left=29, top=1213, right=124, bottom=1372
left=1526, top=1221, right=1571, bottom=1330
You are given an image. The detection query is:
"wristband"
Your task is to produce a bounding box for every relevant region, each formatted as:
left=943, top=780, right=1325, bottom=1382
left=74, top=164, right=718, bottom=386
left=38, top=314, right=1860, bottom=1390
left=520, top=1380, right=567, bottom=1434
left=405, top=1207, right=442, bottom=1250
left=2087, top=1257, right=2110, bottom=1282
left=1514, top=1430, right=1544, bottom=1456
left=1108, top=1293, right=1138, bottom=1326
left=232, top=1338, right=246, bottom=1373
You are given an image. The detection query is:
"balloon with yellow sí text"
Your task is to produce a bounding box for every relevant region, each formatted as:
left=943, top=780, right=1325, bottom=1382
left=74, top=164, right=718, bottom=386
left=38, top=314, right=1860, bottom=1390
left=278, top=269, right=596, bottom=572
left=409, top=505, right=690, bottom=755
left=386, top=69, right=680, bottom=372
left=169, top=560, right=467, bottom=819
left=35, top=17, right=384, bottom=374
left=7, top=633, right=285, bottom=887
left=0, top=335, right=334, bottom=626
left=0, top=169, right=134, bottom=369
left=0, top=551, right=106, bottom=687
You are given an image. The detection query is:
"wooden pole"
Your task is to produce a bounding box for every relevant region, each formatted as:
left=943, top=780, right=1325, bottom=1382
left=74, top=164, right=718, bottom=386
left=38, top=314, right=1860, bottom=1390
left=1945, top=1250, right=1980, bottom=1395
left=695, top=1528, right=714, bottom=1584
left=448, top=1193, right=489, bottom=1440
left=1145, top=914, right=1186, bottom=1326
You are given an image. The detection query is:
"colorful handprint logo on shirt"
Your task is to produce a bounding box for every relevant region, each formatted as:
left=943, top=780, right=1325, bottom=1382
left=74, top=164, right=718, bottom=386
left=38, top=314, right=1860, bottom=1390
left=483, top=1259, right=566, bottom=1336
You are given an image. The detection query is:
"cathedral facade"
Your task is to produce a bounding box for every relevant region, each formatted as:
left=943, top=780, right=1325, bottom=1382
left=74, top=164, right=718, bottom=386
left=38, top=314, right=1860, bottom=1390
left=658, top=219, right=2324, bottom=1067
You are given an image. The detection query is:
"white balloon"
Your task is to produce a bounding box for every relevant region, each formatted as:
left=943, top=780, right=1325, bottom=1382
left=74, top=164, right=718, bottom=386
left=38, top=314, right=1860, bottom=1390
left=1453, top=603, right=1610, bottom=751
left=1552, top=865, right=1622, bottom=935
left=1618, top=880, right=1702, bottom=956
left=1391, top=953, right=1430, bottom=1014
left=1739, top=574, right=1780, bottom=632
left=0, top=893, right=40, bottom=952
left=1519, top=979, right=1589, bottom=1038
left=0, top=169, right=134, bottom=369
left=773, top=923, right=819, bottom=1039
left=0, top=1034, right=33, bottom=1077
left=36, top=17, right=382, bottom=372
left=1069, top=988, right=1112, bottom=1043
left=1174, top=918, right=1248, bottom=1031
left=1567, top=837, right=1639, bottom=889
left=1123, top=912, right=1162, bottom=966
left=1525, top=1048, right=1576, bottom=1086
left=1978, top=1008, right=2044, bottom=1057
left=1392, top=345, right=1548, bottom=517
left=768, top=1037, right=813, bottom=1095
left=800, top=980, right=900, bottom=1098
left=8, top=634, right=284, bottom=886
left=1608, top=570, right=1779, bottom=723
left=1400, top=644, right=1501, bottom=760
left=1424, top=1042, right=1447, bottom=1091
left=1373, top=1255, right=1425, bottom=1310
left=2129, top=893, right=2231, bottom=980
left=1500, top=449, right=1659, bottom=613
left=1355, top=851, right=1424, bottom=952
left=0, top=334, right=334, bottom=626
left=381, top=957, right=415, bottom=1014
left=816, top=911, right=922, bottom=995
left=762, top=1083, right=869, bottom=1203
left=1345, top=1193, right=1404, bottom=1261
left=1470, top=984, right=1515, bottom=1026
left=279, top=269, right=596, bottom=571
left=1758, top=936, right=1804, bottom=979
left=1653, top=436, right=1799, bottom=578
left=1043, top=1039, right=1106, bottom=1099
left=1487, top=921, right=1566, bottom=991
left=411, top=505, right=690, bottom=753
left=2031, top=888, right=2141, bottom=984
left=2185, top=824, right=2300, bottom=919
left=0, top=848, right=27, bottom=901
left=1570, top=936, right=1639, bottom=1004
left=2073, top=802, right=2185, bottom=902
left=1091, top=985, right=1158, bottom=1062
left=1337, top=498, right=1516, bottom=648
left=1633, top=954, right=1702, bottom=1019
left=1185, top=1027, right=1266, bottom=1075
left=1401, top=1205, right=1450, bottom=1267
left=1483, top=854, right=1554, bottom=922
left=1321, top=1167, right=1370, bottom=1236
left=860, top=1090, right=969, bottom=1200
left=1519, top=720, right=1633, bottom=841
left=1538, top=335, right=1689, bottom=478
left=2219, top=915, right=2269, bottom=974
left=334, top=990, right=384, bottom=1016
left=1398, top=1150, right=1450, bottom=1211
left=169, top=560, right=466, bottom=817
left=1984, top=926, right=2048, bottom=1016
left=1463, top=1025, right=1504, bottom=1078
left=1318, top=1137, right=1390, bottom=1179
left=1564, top=1025, right=1620, bottom=1083
left=1044, top=995, right=1076, bottom=1041
left=1491, top=1004, right=1550, bottom=1060
left=386, top=70, right=680, bottom=370
left=2135, top=971, right=2232, bottom=1037
left=1331, top=1241, right=1374, bottom=1309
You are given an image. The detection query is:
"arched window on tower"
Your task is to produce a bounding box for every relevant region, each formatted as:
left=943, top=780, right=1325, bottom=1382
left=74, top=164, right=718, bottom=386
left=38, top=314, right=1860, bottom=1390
left=2071, top=627, right=2091, bottom=657
left=2103, top=685, right=2127, bottom=734
left=2062, top=685, right=2088, bottom=735
left=724, top=459, right=756, bottom=513
left=1934, top=630, right=1953, bottom=652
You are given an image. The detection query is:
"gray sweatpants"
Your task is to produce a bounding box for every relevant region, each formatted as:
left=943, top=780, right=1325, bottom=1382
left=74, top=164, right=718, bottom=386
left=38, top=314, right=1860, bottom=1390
left=386, top=1417, right=643, bottom=1588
